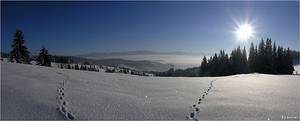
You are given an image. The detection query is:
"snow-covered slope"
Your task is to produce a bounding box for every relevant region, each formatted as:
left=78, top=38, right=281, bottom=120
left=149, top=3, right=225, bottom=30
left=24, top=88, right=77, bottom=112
left=1, top=62, right=65, bottom=120
left=1, top=62, right=299, bottom=120
left=199, top=74, right=299, bottom=120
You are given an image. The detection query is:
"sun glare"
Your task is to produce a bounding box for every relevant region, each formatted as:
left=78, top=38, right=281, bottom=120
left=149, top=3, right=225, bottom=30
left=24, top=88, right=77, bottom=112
left=235, top=23, right=254, bottom=41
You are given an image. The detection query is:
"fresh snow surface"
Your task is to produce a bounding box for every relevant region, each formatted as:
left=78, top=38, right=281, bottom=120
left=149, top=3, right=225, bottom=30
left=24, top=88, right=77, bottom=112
left=1, top=62, right=299, bottom=120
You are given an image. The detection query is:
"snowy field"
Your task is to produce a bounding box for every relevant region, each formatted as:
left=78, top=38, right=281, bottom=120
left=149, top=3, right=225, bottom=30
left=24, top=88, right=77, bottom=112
left=1, top=62, right=299, bottom=120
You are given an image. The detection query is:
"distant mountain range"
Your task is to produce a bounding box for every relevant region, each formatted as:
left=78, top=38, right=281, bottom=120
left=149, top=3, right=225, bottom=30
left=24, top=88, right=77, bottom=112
left=70, top=56, right=175, bottom=72
left=77, top=50, right=204, bottom=57
left=76, top=50, right=205, bottom=69
left=2, top=50, right=200, bottom=72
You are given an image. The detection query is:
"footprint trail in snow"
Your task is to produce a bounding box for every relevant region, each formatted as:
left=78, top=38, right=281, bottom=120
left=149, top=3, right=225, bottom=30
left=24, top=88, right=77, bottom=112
left=186, top=80, right=216, bottom=120
left=55, top=72, right=75, bottom=120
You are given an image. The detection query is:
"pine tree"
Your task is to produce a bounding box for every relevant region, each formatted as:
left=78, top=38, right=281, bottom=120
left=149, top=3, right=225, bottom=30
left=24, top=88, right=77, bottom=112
left=276, top=46, right=284, bottom=74
left=210, top=53, right=219, bottom=76
left=9, top=29, right=30, bottom=64
left=200, top=56, right=208, bottom=76
left=248, top=42, right=256, bottom=73
left=230, top=46, right=243, bottom=74
left=80, top=65, right=87, bottom=70
left=254, top=46, right=258, bottom=72
left=257, top=38, right=266, bottom=73
left=241, top=47, right=248, bottom=73
left=222, top=53, right=230, bottom=76
left=36, top=46, right=52, bottom=67
left=218, top=50, right=230, bottom=76
left=271, top=42, right=277, bottom=74
left=265, top=38, right=273, bottom=73
left=75, top=64, right=79, bottom=70
left=284, top=48, right=294, bottom=74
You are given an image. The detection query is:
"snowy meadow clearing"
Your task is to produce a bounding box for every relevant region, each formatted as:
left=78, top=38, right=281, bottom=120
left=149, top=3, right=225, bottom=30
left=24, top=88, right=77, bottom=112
left=1, top=62, right=299, bottom=120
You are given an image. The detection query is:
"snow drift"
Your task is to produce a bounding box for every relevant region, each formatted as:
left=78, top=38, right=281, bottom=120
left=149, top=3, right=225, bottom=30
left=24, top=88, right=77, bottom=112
left=1, top=62, right=299, bottom=120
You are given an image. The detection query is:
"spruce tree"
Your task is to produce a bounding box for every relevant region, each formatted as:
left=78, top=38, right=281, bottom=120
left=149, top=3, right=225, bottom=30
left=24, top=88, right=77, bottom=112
left=257, top=39, right=266, bottom=73
left=9, top=29, right=30, bottom=64
left=276, top=46, right=284, bottom=74
left=200, top=56, right=208, bottom=76
left=254, top=46, right=258, bottom=72
left=74, top=64, right=79, bottom=70
left=241, top=47, right=248, bottom=73
left=248, top=42, right=256, bottom=73
left=230, top=46, right=243, bottom=74
left=80, top=65, right=86, bottom=70
left=265, top=38, right=273, bottom=73
left=36, top=46, right=51, bottom=67
left=210, top=53, right=219, bottom=76
left=285, top=48, right=294, bottom=74
left=222, top=53, right=231, bottom=76
left=218, top=50, right=230, bottom=76
left=271, top=42, right=277, bottom=74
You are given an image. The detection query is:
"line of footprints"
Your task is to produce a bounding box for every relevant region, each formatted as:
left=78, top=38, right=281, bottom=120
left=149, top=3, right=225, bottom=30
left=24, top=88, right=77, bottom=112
left=186, top=80, right=216, bottom=120
left=56, top=80, right=75, bottom=120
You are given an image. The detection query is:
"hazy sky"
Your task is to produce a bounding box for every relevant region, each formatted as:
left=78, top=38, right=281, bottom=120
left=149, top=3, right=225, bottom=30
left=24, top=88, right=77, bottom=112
left=1, top=1, right=299, bottom=55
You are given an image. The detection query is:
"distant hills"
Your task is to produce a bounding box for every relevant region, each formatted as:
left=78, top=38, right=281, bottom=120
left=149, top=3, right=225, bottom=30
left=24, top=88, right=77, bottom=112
left=77, top=50, right=203, bottom=57
left=76, top=50, right=204, bottom=69
left=74, top=50, right=205, bottom=71
left=77, top=50, right=202, bottom=57
left=1, top=50, right=205, bottom=71
left=71, top=56, right=175, bottom=72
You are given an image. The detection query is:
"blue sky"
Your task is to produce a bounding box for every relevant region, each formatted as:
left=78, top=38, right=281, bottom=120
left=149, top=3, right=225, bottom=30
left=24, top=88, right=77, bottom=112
left=1, top=1, right=299, bottom=55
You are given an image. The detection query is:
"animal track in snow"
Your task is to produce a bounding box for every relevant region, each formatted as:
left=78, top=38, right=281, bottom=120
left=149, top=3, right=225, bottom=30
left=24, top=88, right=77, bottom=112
left=55, top=72, right=75, bottom=120
left=186, top=80, right=216, bottom=120
left=56, top=80, right=75, bottom=120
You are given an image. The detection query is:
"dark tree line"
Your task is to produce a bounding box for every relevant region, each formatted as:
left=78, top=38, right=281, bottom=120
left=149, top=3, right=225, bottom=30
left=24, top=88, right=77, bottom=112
left=52, top=55, right=73, bottom=64
left=157, top=38, right=295, bottom=77
left=199, top=46, right=248, bottom=76
left=155, top=67, right=199, bottom=77
left=66, top=64, right=99, bottom=72
left=200, top=38, right=294, bottom=76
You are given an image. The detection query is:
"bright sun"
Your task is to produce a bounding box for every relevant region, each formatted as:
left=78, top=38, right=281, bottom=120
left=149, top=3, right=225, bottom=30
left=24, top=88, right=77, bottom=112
left=235, top=23, right=254, bottom=41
